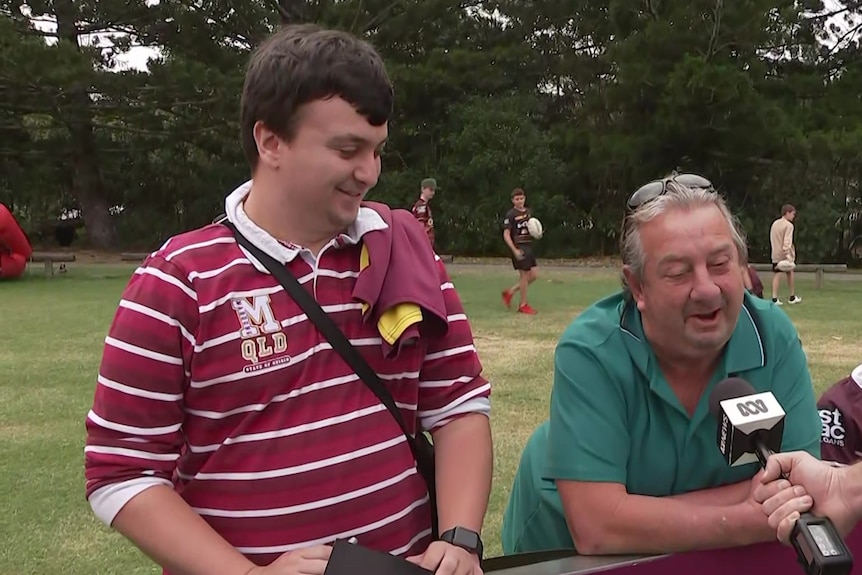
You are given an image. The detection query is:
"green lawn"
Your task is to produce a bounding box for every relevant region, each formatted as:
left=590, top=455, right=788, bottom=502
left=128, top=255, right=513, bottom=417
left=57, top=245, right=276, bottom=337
left=1, top=263, right=860, bottom=574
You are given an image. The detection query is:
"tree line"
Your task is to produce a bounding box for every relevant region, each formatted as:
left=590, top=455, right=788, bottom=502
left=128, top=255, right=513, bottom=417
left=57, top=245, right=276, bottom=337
left=1, top=0, right=861, bottom=264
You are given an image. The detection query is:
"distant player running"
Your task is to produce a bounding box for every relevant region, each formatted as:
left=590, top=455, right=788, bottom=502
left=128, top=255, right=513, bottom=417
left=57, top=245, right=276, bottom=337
left=501, top=187, right=538, bottom=314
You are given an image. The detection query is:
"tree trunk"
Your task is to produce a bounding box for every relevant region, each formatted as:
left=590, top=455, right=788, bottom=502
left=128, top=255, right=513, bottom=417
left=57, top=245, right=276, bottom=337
left=54, top=0, right=118, bottom=249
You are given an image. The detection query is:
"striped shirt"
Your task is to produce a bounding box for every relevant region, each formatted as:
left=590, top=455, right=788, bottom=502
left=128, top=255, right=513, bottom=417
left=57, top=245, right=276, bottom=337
left=84, top=194, right=491, bottom=571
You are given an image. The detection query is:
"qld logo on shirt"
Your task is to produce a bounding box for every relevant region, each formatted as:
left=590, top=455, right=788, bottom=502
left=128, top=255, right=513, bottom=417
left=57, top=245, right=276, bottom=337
left=231, top=295, right=291, bottom=373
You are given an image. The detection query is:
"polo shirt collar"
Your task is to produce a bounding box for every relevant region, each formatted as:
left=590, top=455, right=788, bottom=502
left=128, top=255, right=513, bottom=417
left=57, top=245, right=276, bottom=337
left=618, top=293, right=767, bottom=379
left=724, top=295, right=768, bottom=374
left=223, top=179, right=388, bottom=273
left=618, top=298, right=650, bottom=377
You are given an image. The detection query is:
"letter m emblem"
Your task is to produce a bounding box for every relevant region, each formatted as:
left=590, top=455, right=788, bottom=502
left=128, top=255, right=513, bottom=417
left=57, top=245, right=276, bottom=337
left=231, top=295, right=280, bottom=338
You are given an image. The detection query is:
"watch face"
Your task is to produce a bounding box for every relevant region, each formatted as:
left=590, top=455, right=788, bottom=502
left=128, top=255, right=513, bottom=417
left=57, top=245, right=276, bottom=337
left=454, top=528, right=480, bottom=550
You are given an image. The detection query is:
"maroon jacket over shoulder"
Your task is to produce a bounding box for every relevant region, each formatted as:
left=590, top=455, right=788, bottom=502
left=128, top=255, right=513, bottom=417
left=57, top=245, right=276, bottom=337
left=355, top=201, right=449, bottom=359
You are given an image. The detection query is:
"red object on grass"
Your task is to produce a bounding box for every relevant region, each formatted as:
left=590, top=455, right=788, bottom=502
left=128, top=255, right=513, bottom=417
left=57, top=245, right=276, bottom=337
left=0, top=203, right=32, bottom=279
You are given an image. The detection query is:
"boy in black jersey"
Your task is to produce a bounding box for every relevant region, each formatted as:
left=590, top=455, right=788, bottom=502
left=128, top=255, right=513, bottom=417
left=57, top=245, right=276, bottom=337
left=501, top=188, right=538, bottom=314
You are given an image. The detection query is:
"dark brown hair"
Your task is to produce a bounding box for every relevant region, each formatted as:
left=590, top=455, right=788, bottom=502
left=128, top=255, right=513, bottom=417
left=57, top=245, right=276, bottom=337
left=511, top=187, right=526, bottom=198
left=240, top=24, right=394, bottom=169
left=781, top=204, right=796, bottom=215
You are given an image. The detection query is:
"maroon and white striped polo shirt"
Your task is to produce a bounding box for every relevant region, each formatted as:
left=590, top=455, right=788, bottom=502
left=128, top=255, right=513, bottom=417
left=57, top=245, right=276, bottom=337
left=84, top=182, right=491, bottom=571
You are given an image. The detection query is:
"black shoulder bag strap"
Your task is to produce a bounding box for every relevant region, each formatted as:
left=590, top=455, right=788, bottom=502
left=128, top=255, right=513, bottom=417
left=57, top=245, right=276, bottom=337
left=224, top=222, right=439, bottom=538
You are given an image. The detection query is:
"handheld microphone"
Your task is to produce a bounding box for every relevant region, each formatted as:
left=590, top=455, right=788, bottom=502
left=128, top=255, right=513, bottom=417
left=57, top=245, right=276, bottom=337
left=708, top=377, right=786, bottom=468
left=709, top=377, right=853, bottom=575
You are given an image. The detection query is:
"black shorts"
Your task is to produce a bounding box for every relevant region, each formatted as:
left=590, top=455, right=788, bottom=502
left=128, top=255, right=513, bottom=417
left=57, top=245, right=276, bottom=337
left=511, top=244, right=537, bottom=271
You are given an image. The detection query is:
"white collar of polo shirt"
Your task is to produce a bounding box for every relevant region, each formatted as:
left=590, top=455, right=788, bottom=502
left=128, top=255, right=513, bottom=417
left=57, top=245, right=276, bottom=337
left=224, top=179, right=388, bottom=273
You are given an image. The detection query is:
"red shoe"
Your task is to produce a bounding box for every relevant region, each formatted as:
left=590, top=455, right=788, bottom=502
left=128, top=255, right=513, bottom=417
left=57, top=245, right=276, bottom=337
left=518, top=303, right=537, bottom=315
left=502, top=290, right=513, bottom=309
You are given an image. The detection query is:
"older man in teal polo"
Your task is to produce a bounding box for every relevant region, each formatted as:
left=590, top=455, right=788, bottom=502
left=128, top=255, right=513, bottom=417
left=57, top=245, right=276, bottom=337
left=502, top=177, right=821, bottom=556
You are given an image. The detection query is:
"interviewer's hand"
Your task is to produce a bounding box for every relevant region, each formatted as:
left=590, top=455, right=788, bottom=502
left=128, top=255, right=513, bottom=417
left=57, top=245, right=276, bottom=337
left=753, top=452, right=857, bottom=544
left=247, top=545, right=332, bottom=575
left=407, top=541, right=482, bottom=575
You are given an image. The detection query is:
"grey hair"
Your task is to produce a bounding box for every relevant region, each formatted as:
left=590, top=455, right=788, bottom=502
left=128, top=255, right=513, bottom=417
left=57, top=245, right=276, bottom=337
left=620, top=181, right=748, bottom=293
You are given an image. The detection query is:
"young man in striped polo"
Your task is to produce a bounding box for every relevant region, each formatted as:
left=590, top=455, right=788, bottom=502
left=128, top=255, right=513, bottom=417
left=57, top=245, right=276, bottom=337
left=84, top=24, right=492, bottom=575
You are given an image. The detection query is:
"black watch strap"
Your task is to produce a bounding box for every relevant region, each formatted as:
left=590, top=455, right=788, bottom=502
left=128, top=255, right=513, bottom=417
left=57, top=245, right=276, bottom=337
left=440, top=527, right=484, bottom=558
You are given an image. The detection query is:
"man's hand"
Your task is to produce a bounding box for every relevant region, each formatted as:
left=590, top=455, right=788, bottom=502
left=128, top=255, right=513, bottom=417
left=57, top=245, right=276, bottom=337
left=744, top=468, right=782, bottom=511
left=728, top=468, right=782, bottom=543
left=406, top=541, right=482, bottom=575
left=513, top=248, right=524, bottom=260
left=248, top=545, right=332, bottom=575
left=753, top=452, right=857, bottom=544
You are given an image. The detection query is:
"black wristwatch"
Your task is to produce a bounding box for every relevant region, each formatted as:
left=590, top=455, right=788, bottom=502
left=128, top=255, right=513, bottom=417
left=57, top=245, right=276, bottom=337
left=440, top=527, right=484, bottom=559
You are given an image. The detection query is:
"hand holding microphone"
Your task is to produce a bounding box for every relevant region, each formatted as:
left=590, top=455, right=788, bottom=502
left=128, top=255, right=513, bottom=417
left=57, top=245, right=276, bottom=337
left=709, top=377, right=854, bottom=575
left=754, top=451, right=860, bottom=546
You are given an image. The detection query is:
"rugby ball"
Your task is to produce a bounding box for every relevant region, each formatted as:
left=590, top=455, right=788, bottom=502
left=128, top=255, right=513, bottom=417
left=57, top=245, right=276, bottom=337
left=526, top=217, right=543, bottom=240
left=776, top=260, right=796, bottom=272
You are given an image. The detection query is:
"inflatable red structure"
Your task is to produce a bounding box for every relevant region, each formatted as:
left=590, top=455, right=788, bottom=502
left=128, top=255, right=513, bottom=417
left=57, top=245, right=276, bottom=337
left=0, top=203, right=32, bottom=280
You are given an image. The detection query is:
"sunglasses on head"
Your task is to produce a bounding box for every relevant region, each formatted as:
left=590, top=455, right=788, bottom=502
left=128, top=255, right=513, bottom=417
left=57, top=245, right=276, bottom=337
left=626, top=173, right=714, bottom=211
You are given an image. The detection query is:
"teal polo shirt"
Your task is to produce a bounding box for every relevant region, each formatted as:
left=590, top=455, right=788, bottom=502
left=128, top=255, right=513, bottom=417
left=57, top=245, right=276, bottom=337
left=501, top=290, right=821, bottom=554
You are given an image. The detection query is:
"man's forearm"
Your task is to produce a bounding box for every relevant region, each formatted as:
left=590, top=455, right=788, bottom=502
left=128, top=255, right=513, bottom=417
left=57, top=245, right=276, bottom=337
left=111, top=484, right=257, bottom=575
left=669, top=480, right=750, bottom=506
left=431, top=413, right=493, bottom=534
left=845, top=462, right=862, bottom=521
left=579, top=494, right=773, bottom=555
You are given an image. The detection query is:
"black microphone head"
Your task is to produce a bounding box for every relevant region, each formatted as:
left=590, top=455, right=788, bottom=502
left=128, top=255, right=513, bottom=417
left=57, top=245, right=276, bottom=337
left=709, top=377, right=757, bottom=420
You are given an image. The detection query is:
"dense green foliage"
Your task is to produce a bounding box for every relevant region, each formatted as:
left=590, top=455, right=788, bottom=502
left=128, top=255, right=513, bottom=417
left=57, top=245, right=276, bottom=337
left=1, top=0, right=861, bottom=263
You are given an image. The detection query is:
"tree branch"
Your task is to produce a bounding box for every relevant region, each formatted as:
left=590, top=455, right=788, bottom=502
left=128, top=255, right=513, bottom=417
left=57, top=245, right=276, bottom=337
left=362, top=0, right=406, bottom=34
left=89, top=121, right=234, bottom=136
left=706, top=0, right=723, bottom=61
left=0, top=102, right=59, bottom=114
left=804, top=1, right=862, bottom=22
left=351, top=0, right=365, bottom=34
left=824, top=20, right=862, bottom=58
left=708, top=150, right=779, bottom=165
left=273, top=0, right=300, bottom=24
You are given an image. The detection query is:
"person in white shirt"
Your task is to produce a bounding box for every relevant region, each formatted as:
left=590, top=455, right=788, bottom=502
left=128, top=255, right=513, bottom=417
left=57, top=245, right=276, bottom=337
left=769, top=204, right=802, bottom=305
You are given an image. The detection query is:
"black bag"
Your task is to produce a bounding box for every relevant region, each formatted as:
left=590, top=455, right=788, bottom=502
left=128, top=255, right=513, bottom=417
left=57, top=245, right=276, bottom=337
left=325, top=539, right=433, bottom=575
left=224, top=222, right=439, bottom=538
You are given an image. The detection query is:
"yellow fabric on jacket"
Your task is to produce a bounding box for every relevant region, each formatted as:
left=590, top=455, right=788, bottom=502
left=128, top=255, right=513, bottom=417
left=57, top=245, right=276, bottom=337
left=359, top=243, right=424, bottom=345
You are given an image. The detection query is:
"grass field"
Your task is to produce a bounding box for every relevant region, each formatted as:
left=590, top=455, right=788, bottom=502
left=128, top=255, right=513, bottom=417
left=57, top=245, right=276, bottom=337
left=1, top=263, right=860, bottom=575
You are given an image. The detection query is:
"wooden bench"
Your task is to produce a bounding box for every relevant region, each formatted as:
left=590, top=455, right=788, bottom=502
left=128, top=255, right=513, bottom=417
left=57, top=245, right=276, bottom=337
left=750, top=262, right=848, bottom=289
left=29, top=252, right=76, bottom=278
left=120, top=252, right=151, bottom=262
